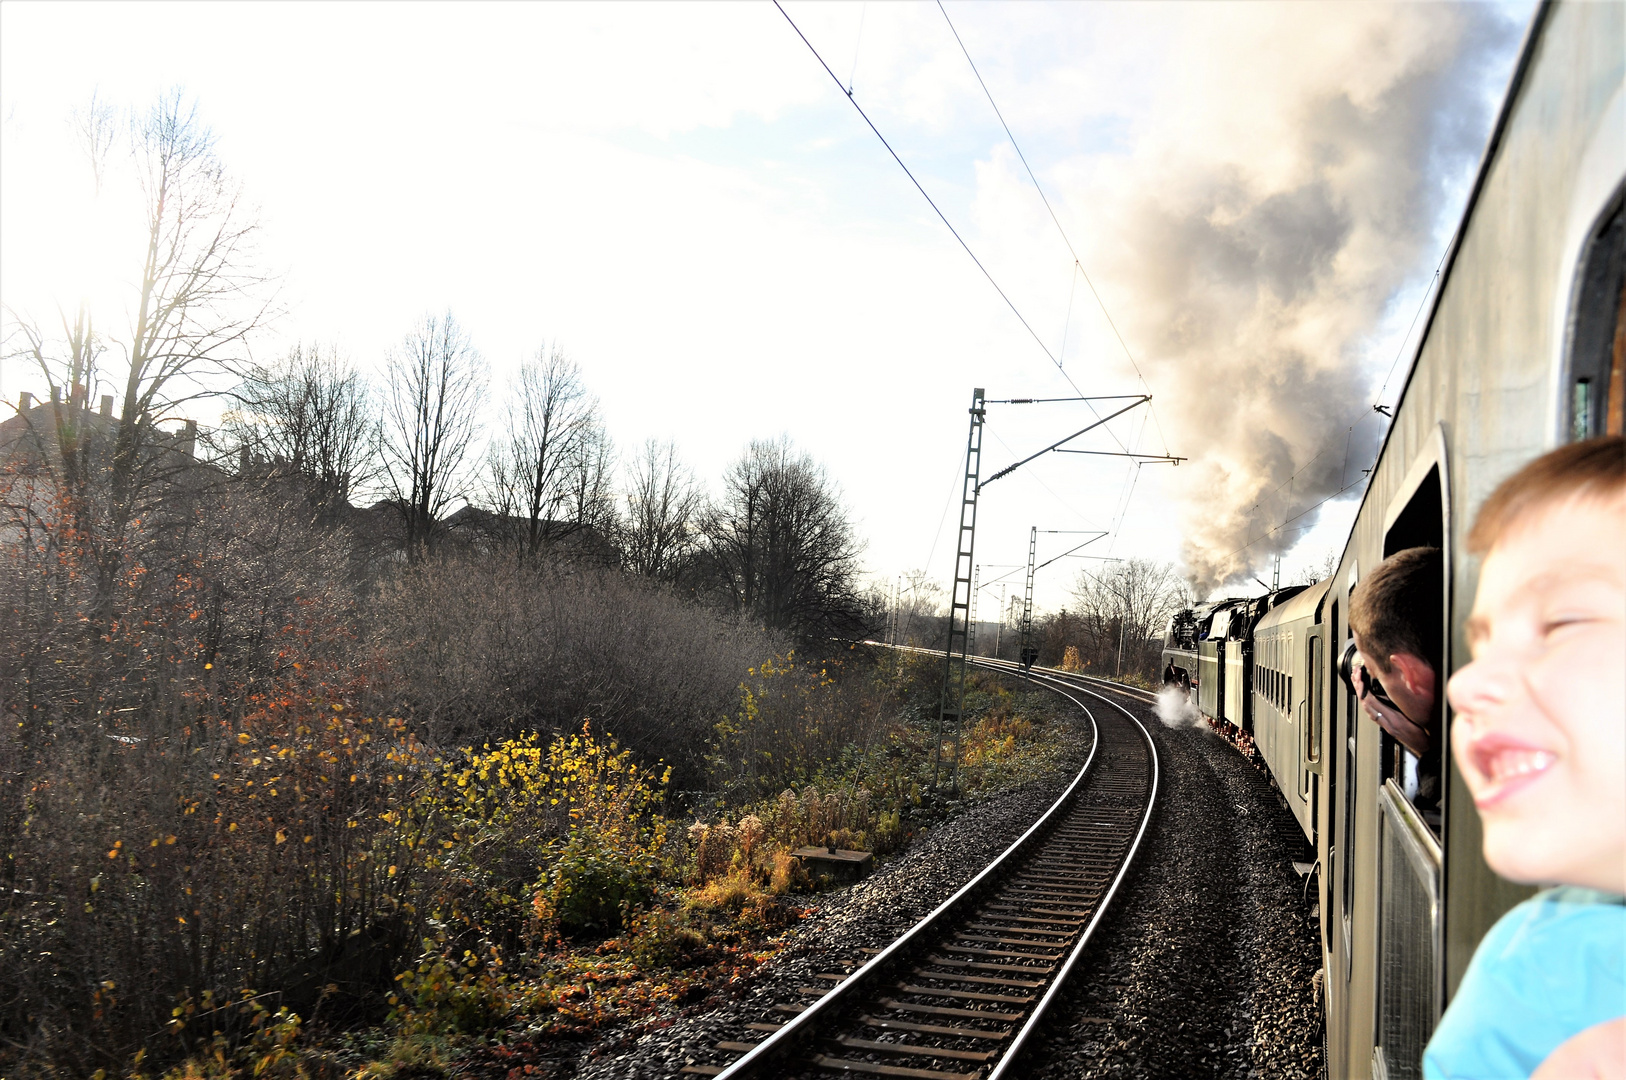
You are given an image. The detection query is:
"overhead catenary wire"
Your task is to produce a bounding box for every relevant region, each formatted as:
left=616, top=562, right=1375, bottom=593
left=845, top=2, right=867, bottom=94
left=1221, top=474, right=1370, bottom=564
left=937, top=0, right=1170, bottom=458
left=773, top=1, right=1080, bottom=392
left=1374, top=234, right=1455, bottom=411
left=987, top=430, right=1103, bottom=529
left=773, top=1, right=1140, bottom=458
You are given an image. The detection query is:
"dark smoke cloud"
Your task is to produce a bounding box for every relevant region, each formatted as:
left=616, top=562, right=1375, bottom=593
left=1077, top=4, right=1521, bottom=595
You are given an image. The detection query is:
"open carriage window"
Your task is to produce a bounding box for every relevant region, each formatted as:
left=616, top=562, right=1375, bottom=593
left=1567, top=195, right=1624, bottom=441
left=1382, top=467, right=1445, bottom=835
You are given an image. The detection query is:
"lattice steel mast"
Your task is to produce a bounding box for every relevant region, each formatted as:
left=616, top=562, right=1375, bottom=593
left=932, top=388, right=986, bottom=791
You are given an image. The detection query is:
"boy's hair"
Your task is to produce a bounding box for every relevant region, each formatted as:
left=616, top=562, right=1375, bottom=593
left=1350, top=547, right=1443, bottom=669
left=1467, top=435, right=1625, bottom=555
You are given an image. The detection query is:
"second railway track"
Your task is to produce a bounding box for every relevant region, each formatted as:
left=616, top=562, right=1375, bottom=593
left=681, top=663, right=1158, bottom=1080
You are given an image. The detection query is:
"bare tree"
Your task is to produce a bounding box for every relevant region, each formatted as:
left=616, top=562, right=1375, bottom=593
left=4, top=90, right=272, bottom=613
left=894, top=568, right=945, bottom=646
left=700, top=437, right=865, bottom=640
left=622, top=438, right=703, bottom=580
left=1298, top=547, right=1340, bottom=585
left=380, top=312, right=485, bottom=557
left=230, top=343, right=373, bottom=522
left=1070, top=559, right=1190, bottom=678
left=564, top=422, right=618, bottom=543
left=484, top=345, right=590, bottom=556
left=481, top=345, right=619, bottom=561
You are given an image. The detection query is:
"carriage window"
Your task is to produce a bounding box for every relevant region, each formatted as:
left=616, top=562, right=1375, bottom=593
left=1383, top=467, right=1446, bottom=836
left=1567, top=198, right=1624, bottom=440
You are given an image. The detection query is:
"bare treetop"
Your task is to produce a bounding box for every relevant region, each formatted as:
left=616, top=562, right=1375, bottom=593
left=380, top=311, right=486, bottom=557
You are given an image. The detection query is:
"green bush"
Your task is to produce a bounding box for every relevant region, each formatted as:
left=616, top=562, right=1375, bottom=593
left=534, top=828, right=660, bottom=938
left=626, top=908, right=709, bottom=971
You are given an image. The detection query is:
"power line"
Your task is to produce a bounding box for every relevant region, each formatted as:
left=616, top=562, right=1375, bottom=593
left=1221, top=474, right=1369, bottom=563
left=774, top=0, right=1143, bottom=461
left=1374, top=234, right=1454, bottom=410
left=987, top=430, right=1103, bottom=529
left=773, top=0, right=1079, bottom=391
left=936, top=1, right=1169, bottom=457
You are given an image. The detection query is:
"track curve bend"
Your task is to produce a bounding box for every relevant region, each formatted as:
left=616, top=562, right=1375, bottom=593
left=685, top=662, right=1158, bottom=1080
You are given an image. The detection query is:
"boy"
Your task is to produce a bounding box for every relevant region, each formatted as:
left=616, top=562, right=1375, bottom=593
left=1424, top=435, right=1625, bottom=1079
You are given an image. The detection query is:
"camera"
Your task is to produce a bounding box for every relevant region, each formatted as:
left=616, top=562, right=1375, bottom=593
left=1339, top=639, right=1399, bottom=711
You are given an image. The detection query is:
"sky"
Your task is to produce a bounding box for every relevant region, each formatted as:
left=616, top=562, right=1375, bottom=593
left=0, top=1, right=1533, bottom=613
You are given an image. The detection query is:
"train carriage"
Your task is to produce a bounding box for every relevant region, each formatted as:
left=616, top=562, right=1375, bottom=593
left=1162, top=4, right=1624, bottom=1076
left=1253, top=579, right=1328, bottom=842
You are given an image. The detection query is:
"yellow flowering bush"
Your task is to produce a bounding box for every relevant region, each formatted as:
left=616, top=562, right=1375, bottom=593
left=415, top=722, right=672, bottom=941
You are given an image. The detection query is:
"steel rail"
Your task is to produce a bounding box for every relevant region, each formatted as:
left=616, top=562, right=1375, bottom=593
left=711, top=686, right=1100, bottom=1080
left=979, top=661, right=1160, bottom=1079
left=709, top=652, right=1158, bottom=1079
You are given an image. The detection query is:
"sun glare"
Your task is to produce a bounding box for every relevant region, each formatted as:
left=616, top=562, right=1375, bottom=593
left=1, top=121, right=149, bottom=357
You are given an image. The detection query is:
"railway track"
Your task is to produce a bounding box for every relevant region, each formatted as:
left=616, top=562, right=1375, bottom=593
left=680, top=662, right=1158, bottom=1080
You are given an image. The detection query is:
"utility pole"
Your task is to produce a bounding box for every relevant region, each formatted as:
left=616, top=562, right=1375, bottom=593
left=1018, top=529, right=1105, bottom=670
left=993, top=583, right=1006, bottom=657
left=1019, top=527, right=1038, bottom=670
left=1272, top=554, right=1281, bottom=591
left=932, top=388, right=985, bottom=792
left=931, top=389, right=1179, bottom=790
left=968, top=564, right=982, bottom=657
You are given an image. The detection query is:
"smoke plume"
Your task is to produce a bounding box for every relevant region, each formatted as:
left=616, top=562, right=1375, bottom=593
left=1078, top=5, right=1519, bottom=594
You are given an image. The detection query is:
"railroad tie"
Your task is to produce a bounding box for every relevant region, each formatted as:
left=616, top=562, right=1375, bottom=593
left=807, top=1054, right=980, bottom=1080
left=926, top=954, right=1056, bottom=975
left=912, top=966, right=1045, bottom=989
left=878, top=997, right=1025, bottom=1020
left=895, top=983, right=1036, bottom=1004
left=857, top=1015, right=1012, bottom=1040
left=834, top=1035, right=995, bottom=1063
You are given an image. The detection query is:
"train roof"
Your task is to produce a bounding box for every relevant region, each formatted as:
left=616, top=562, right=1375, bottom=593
left=1255, top=577, right=1331, bottom=631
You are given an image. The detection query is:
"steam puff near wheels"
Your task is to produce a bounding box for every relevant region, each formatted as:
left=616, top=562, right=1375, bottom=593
left=1155, top=685, right=1206, bottom=730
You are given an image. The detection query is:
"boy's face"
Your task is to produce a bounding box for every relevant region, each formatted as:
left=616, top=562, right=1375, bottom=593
left=1447, top=493, right=1626, bottom=892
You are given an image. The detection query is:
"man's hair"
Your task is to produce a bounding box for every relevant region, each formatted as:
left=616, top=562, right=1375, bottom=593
left=1350, top=546, right=1442, bottom=670
left=1468, top=435, right=1625, bottom=555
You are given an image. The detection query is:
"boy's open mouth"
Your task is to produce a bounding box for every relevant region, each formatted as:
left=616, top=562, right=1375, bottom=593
left=1467, top=733, right=1557, bottom=806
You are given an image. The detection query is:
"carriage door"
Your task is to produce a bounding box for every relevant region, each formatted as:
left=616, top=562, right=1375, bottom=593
left=1303, top=631, right=1323, bottom=843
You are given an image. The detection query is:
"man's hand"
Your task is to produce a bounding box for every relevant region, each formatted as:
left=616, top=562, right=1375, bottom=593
left=1358, top=694, right=1432, bottom=758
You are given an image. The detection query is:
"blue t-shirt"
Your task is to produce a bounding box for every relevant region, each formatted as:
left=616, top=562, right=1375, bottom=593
left=1424, top=887, right=1625, bottom=1080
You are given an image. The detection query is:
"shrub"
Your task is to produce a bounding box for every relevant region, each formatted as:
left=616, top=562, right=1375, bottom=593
left=625, top=908, right=708, bottom=971
left=391, top=942, right=512, bottom=1036
left=534, top=827, right=661, bottom=937
left=426, top=722, right=671, bottom=940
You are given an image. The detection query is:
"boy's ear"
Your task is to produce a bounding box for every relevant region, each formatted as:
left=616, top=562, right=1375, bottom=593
left=1388, top=651, right=1437, bottom=699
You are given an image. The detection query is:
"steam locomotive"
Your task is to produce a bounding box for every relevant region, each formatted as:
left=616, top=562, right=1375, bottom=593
left=1162, top=5, right=1624, bottom=1077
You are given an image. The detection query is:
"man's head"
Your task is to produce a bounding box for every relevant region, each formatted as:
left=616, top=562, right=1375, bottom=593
left=1447, top=435, right=1625, bottom=892
left=1350, top=545, right=1443, bottom=755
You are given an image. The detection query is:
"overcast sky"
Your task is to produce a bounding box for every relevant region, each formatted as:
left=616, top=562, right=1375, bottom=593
left=1, top=1, right=1533, bottom=612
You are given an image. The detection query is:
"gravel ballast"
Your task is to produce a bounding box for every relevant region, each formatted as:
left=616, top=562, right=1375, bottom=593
left=565, top=679, right=1323, bottom=1079
left=1021, top=684, right=1324, bottom=1080
left=569, top=734, right=1096, bottom=1079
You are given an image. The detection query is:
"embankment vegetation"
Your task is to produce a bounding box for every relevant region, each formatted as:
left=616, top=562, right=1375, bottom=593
left=1, top=92, right=1078, bottom=1079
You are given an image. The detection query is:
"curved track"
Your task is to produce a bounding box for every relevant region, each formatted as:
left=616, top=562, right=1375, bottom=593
left=682, top=662, right=1158, bottom=1080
